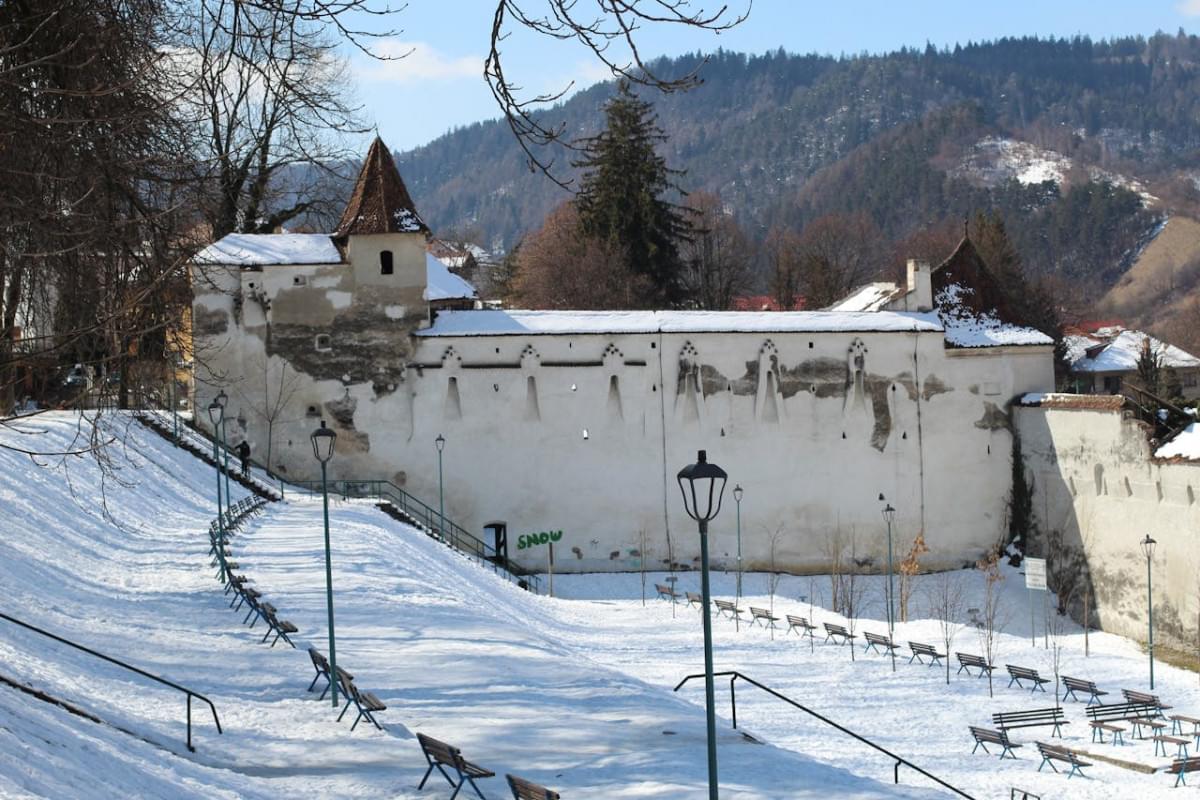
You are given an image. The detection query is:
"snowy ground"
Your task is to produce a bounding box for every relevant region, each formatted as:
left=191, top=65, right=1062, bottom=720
left=1, top=413, right=1197, bottom=798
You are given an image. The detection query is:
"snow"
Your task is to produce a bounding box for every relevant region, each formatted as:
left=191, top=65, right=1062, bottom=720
left=4, top=411, right=1200, bottom=798
left=826, top=282, right=900, bottom=312
left=419, top=309, right=944, bottom=337
left=393, top=208, right=425, bottom=233
left=955, top=137, right=1159, bottom=204
left=1156, top=422, right=1200, bottom=460
left=194, top=233, right=343, bottom=266
left=1067, top=329, right=1200, bottom=372
left=424, top=252, right=477, bottom=301
left=935, top=284, right=1053, bottom=348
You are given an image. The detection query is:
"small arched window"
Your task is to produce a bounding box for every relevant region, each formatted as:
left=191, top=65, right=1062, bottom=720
left=380, top=250, right=394, bottom=275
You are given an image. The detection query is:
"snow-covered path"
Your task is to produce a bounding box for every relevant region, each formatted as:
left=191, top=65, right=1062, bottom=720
left=1, top=412, right=1197, bottom=798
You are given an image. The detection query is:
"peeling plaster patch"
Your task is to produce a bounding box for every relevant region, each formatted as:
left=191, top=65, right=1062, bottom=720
left=392, top=471, right=407, bottom=487
left=384, top=304, right=407, bottom=319
left=974, top=402, right=1010, bottom=431
left=326, top=291, right=353, bottom=309
left=193, top=306, right=229, bottom=336
left=922, top=374, right=953, bottom=401
left=968, top=384, right=980, bottom=395
left=339, top=429, right=370, bottom=453
left=325, top=395, right=357, bottom=427
left=866, top=378, right=892, bottom=451
left=894, top=372, right=919, bottom=402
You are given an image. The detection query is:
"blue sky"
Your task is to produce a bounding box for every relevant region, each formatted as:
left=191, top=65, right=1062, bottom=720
left=348, top=1, right=1200, bottom=151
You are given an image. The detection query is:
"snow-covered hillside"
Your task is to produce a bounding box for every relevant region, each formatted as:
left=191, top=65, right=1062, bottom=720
left=2, top=412, right=1198, bottom=798
left=953, top=136, right=1157, bottom=204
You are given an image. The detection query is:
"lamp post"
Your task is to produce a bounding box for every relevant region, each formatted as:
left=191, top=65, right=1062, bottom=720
left=435, top=434, right=446, bottom=537
left=733, top=485, right=743, bottom=604
left=880, top=496, right=896, bottom=640
left=312, top=420, right=339, bottom=707
left=215, top=390, right=231, bottom=506
left=1141, top=534, right=1157, bottom=690
left=207, top=398, right=227, bottom=583
left=678, top=449, right=728, bottom=800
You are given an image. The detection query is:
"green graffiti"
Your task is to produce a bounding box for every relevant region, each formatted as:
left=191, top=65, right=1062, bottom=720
left=516, top=530, right=564, bottom=550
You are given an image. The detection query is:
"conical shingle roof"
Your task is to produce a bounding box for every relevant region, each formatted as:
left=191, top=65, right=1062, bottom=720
left=335, top=137, right=429, bottom=239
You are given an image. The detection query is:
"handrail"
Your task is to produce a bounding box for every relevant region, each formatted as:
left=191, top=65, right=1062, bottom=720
left=673, top=670, right=974, bottom=799
left=0, top=612, right=223, bottom=752
left=288, top=478, right=543, bottom=594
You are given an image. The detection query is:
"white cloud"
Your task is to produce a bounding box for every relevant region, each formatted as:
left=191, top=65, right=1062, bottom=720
left=357, top=40, right=480, bottom=84
left=1178, top=0, right=1200, bottom=16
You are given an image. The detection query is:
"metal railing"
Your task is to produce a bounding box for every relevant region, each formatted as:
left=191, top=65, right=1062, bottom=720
left=289, top=478, right=542, bottom=594
left=673, top=670, right=974, bottom=799
left=0, top=612, right=223, bottom=752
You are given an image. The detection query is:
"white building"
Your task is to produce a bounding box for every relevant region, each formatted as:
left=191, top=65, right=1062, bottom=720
left=192, top=138, right=1056, bottom=575
left=1064, top=326, right=1200, bottom=399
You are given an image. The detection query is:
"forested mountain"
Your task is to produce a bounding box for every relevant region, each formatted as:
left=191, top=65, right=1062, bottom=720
left=397, top=32, right=1200, bottom=299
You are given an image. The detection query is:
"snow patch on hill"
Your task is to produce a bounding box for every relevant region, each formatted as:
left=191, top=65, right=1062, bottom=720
left=953, top=137, right=1157, bottom=204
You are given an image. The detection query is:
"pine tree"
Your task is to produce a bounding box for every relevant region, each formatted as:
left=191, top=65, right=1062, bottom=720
left=574, top=81, right=691, bottom=308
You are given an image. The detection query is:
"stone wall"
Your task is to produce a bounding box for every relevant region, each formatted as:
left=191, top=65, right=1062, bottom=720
left=1015, top=399, right=1200, bottom=654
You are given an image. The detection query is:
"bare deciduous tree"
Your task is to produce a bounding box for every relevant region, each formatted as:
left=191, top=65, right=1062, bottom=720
left=898, top=532, right=929, bottom=623
left=927, top=571, right=966, bottom=685
left=976, top=545, right=1009, bottom=698
left=765, top=226, right=803, bottom=311
left=484, top=0, right=750, bottom=186
left=679, top=191, right=751, bottom=310
left=796, top=212, right=887, bottom=309
left=837, top=530, right=869, bottom=663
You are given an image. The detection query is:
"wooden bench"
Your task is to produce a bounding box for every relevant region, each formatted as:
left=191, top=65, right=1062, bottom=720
left=1036, top=741, right=1091, bottom=779
left=307, top=647, right=331, bottom=695
left=968, top=725, right=1021, bottom=759
left=654, top=583, right=680, bottom=601
left=908, top=641, right=945, bottom=666
left=1171, top=714, right=1200, bottom=740
left=335, top=671, right=386, bottom=731
left=785, top=615, right=816, bottom=638
left=993, top=707, right=1068, bottom=738
left=259, top=604, right=298, bottom=648
left=1006, top=664, right=1049, bottom=692
left=506, top=773, right=560, bottom=800
left=823, top=622, right=855, bottom=645
left=685, top=591, right=703, bottom=609
left=956, top=652, right=994, bottom=678
left=1132, top=717, right=1168, bottom=740
left=233, top=586, right=260, bottom=614
left=1084, top=701, right=1157, bottom=745
left=863, top=631, right=899, bottom=655
left=1170, top=756, right=1200, bottom=787
left=713, top=599, right=744, bottom=621
left=1061, top=676, right=1107, bottom=705
left=1154, top=734, right=1191, bottom=759
left=749, top=607, right=779, bottom=629
left=1123, top=688, right=1172, bottom=718
left=417, top=733, right=495, bottom=799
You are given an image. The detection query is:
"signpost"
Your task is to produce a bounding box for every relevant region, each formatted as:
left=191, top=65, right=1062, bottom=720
left=518, top=530, right=563, bottom=598
left=1025, top=557, right=1047, bottom=647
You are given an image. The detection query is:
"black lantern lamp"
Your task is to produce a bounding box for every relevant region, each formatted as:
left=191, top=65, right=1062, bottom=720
left=311, top=419, right=337, bottom=463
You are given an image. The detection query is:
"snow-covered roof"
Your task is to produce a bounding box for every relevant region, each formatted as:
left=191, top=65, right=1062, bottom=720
left=1156, top=422, right=1200, bottom=460
left=827, top=282, right=900, bottom=312
left=935, top=283, right=1054, bottom=349
left=1066, top=329, right=1200, bottom=373
left=418, top=309, right=944, bottom=337
left=194, top=233, right=343, bottom=266
left=425, top=253, right=477, bottom=301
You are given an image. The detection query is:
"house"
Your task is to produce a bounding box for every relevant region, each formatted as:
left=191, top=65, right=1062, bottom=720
left=1064, top=326, right=1200, bottom=399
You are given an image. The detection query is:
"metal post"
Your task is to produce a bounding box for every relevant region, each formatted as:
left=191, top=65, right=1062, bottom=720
left=437, top=443, right=445, bottom=538
left=886, top=515, right=895, bottom=640
left=1147, top=551, right=1155, bottom=690
left=735, top=494, right=742, bottom=604
left=548, top=542, right=554, bottom=598
left=320, top=460, right=339, bottom=707
left=220, top=420, right=231, bottom=504
left=168, top=375, right=177, bottom=444
left=699, top=518, right=719, bottom=800
left=212, top=427, right=226, bottom=583
left=1029, top=586, right=1035, bottom=647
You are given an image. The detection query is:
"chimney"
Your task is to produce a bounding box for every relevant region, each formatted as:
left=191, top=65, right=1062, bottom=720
left=906, top=259, right=933, bottom=312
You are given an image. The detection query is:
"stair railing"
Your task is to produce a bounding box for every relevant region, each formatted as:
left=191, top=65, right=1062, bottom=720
left=673, top=670, right=974, bottom=799
left=0, top=612, right=223, bottom=752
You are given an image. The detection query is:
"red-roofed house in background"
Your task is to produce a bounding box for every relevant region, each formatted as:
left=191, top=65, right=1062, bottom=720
left=730, top=295, right=805, bottom=311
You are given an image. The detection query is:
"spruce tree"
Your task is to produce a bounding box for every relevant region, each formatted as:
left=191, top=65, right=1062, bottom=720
left=574, top=80, right=691, bottom=308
